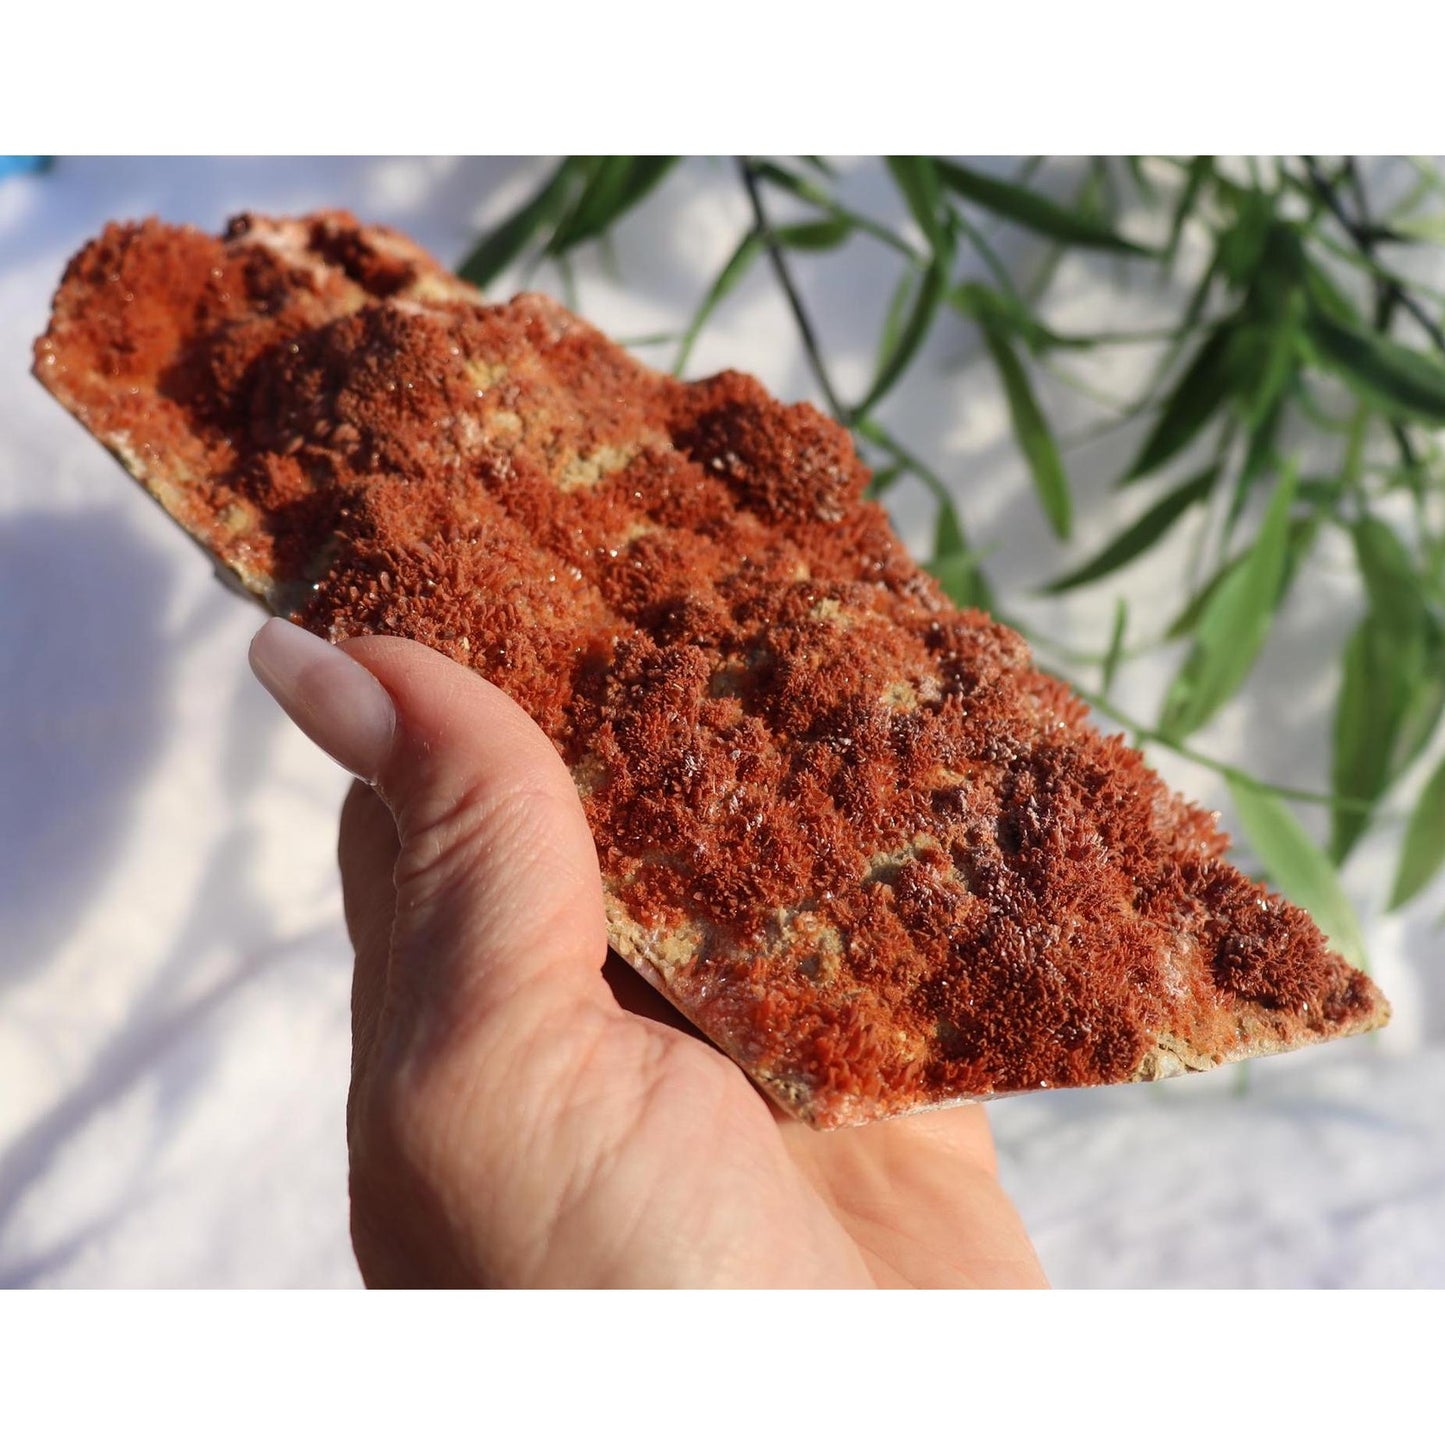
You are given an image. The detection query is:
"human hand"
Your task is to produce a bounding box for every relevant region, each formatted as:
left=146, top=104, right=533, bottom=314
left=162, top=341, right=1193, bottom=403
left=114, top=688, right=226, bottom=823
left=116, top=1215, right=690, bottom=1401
left=249, top=618, right=1047, bottom=1288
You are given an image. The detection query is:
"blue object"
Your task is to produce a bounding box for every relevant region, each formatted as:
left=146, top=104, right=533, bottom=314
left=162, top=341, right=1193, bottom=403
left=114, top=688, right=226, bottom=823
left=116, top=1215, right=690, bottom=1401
left=0, top=156, right=52, bottom=181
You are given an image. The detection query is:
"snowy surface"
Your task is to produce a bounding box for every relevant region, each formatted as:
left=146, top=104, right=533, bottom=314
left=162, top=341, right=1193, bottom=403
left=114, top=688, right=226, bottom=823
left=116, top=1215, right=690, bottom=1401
left=1, top=157, right=1441, bottom=1287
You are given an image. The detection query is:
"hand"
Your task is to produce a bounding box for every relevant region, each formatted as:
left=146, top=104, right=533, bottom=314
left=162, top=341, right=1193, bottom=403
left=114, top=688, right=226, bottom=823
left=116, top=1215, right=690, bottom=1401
left=250, top=619, right=1047, bottom=1288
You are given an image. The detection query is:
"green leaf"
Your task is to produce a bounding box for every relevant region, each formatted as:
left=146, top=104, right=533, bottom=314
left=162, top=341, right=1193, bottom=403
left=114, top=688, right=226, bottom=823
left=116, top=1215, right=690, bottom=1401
left=1224, top=311, right=1304, bottom=540
left=1303, top=257, right=1365, bottom=327
left=950, top=281, right=1085, bottom=356
left=1306, top=308, right=1445, bottom=425
left=457, top=158, right=592, bottom=289
left=1216, top=190, right=1275, bottom=286
left=1391, top=212, right=1445, bottom=245
left=873, top=269, right=918, bottom=381
left=1393, top=619, right=1445, bottom=777
left=935, top=494, right=967, bottom=555
left=1246, top=222, right=1309, bottom=325
left=773, top=217, right=855, bottom=251
left=1042, top=464, right=1216, bottom=593
left=1164, top=514, right=1319, bottom=639
left=1354, top=515, right=1428, bottom=634
left=928, top=499, right=994, bottom=612
left=1166, top=156, right=1214, bottom=263
left=930, top=552, right=993, bottom=612
left=856, top=259, right=948, bottom=418
left=885, top=156, right=953, bottom=262
left=1165, top=556, right=1238, bottom=640
left=548, top=156, right=678, bottom=253
left=978, top=318, right=1071, bottom=539
left=673, top=228, right=763, bottom=375
left=1330, top=617, right=1410, bottom=862
left=1224, top=403, right=1289, bottom=542
left=752, top=159, right=833, bottom=209
left=1160, top=462, right=1298, bottom=740
left=1240, top=315, right=1306, bottom=432
left=863, top=463, right=905, bottom=499
left=1101, top=598, right=1129, bottom=697
left=1124, top=323, right=1238, bottom=483
left=1124, top=155, right=1158, bottom=205
left=1389, top=751, right=1445, bottom=910
left=1296, top=476, right=1344, bottom=509
left=1332, top=519, right=1445, bottom=831
left=1226, top=777, right=1368, bottom=972
left=935, top=158, right=1151, bottom=254
left=1090, top=156, right=1122, bottom=223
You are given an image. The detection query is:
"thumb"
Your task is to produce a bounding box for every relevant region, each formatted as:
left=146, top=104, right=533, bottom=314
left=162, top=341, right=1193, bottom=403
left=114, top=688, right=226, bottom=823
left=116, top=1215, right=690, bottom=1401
left=248, top=619, right=611, bottom=1047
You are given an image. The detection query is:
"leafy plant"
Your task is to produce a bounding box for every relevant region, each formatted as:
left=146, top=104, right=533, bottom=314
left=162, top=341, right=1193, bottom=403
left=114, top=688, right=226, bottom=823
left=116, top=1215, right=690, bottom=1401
left=460, top=156, right=1445, bottom=955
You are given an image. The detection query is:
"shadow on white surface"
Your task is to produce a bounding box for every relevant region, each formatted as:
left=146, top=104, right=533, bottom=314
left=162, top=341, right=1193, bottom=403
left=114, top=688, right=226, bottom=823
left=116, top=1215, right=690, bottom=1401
left=1, top=507, right=173, bottom=985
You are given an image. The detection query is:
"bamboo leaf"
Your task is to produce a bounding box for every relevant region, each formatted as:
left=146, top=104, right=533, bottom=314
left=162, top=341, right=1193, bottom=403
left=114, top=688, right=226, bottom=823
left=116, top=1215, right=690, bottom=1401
left=856, top=259, right=948, bottom=418
left=979, top=318, right=1071, bottom=539
left=548, top=156, right=678, bottom=253
left=1124, top=323, right=1238, bottom=483
left=752, top=159, right=832, bottom=209
left=1333, top=518, right=1445, bottom=825
left=1354, top=515, right=1428, bottom=634
left=863, top=463, right=905, bottom=499
left=1166, top=555, right=1239, bottom=640
left=1160, top=463, right=1298, bottom=740
left=753, top=160, right=919, bottom=262
left=928, top=498, right=994, bottom=612
left=930, top=552, right=993, bottom=611
left=949, top=281, right=1087, bottom=355
left=1043, top=465, right=1216, bottom=592
left=1391, top=212, right=1445, bottom=245
left=1164, top=514, right=1318, bottom=639
left=1303, top=258, right=1366, bottom=327
left=874, top=270, right=918, bottom=382
left=935, top=495, right=967, bottom=555
left=935, top=158, right=1152, bottom=255
left=1389, top=751, right=1445, bottom=910
left=1091, top=156, right=1122, bottom=223
left=774, top=216, right=855, bottom=251
left=457, top=158, right=592, bottom=288
left=1224, top=311, right=1303, bottom=540
left=1306, top=308, right=1445, bottom=425
left=1330, top=618, right=1409, bottom=862
left=1224, top=400, right=1289, bottom=542
left=1393, top=620, right=1445, bottom=777
left=1216, top=191, right=1275, bottom=286
left=1227, top=778, right=1368, bottom=971
left=1166, top=156, right=1214, bottom=263
left=886, top=156, right=953, bottom=262
left=1124, top=155, right=1158, bottom=205
left=1102, top=599, right=1129, bottom=697
left=673, top=228, right=763, bottom=375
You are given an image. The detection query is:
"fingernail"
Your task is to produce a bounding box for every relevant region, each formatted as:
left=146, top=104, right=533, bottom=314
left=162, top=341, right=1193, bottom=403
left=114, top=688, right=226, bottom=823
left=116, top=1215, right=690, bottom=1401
left=249, top=618, right=396, bottom=782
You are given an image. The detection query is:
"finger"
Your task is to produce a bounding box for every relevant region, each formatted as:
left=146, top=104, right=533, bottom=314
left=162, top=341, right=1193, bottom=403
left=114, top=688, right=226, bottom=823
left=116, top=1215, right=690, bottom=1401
left=338, top=779, right=399, bottom=1078
left=250, top=620, right=611, bottom=1046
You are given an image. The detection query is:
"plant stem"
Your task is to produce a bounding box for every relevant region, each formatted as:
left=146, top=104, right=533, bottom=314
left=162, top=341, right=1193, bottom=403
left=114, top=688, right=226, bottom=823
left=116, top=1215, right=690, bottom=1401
left=736, top=156, right=851, bottom=423
left=854, top=417, right=954, bottom=507
left=1303, top=155, right=1445, bottom=353
left=1060, top=676, right=1382, bottom=815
